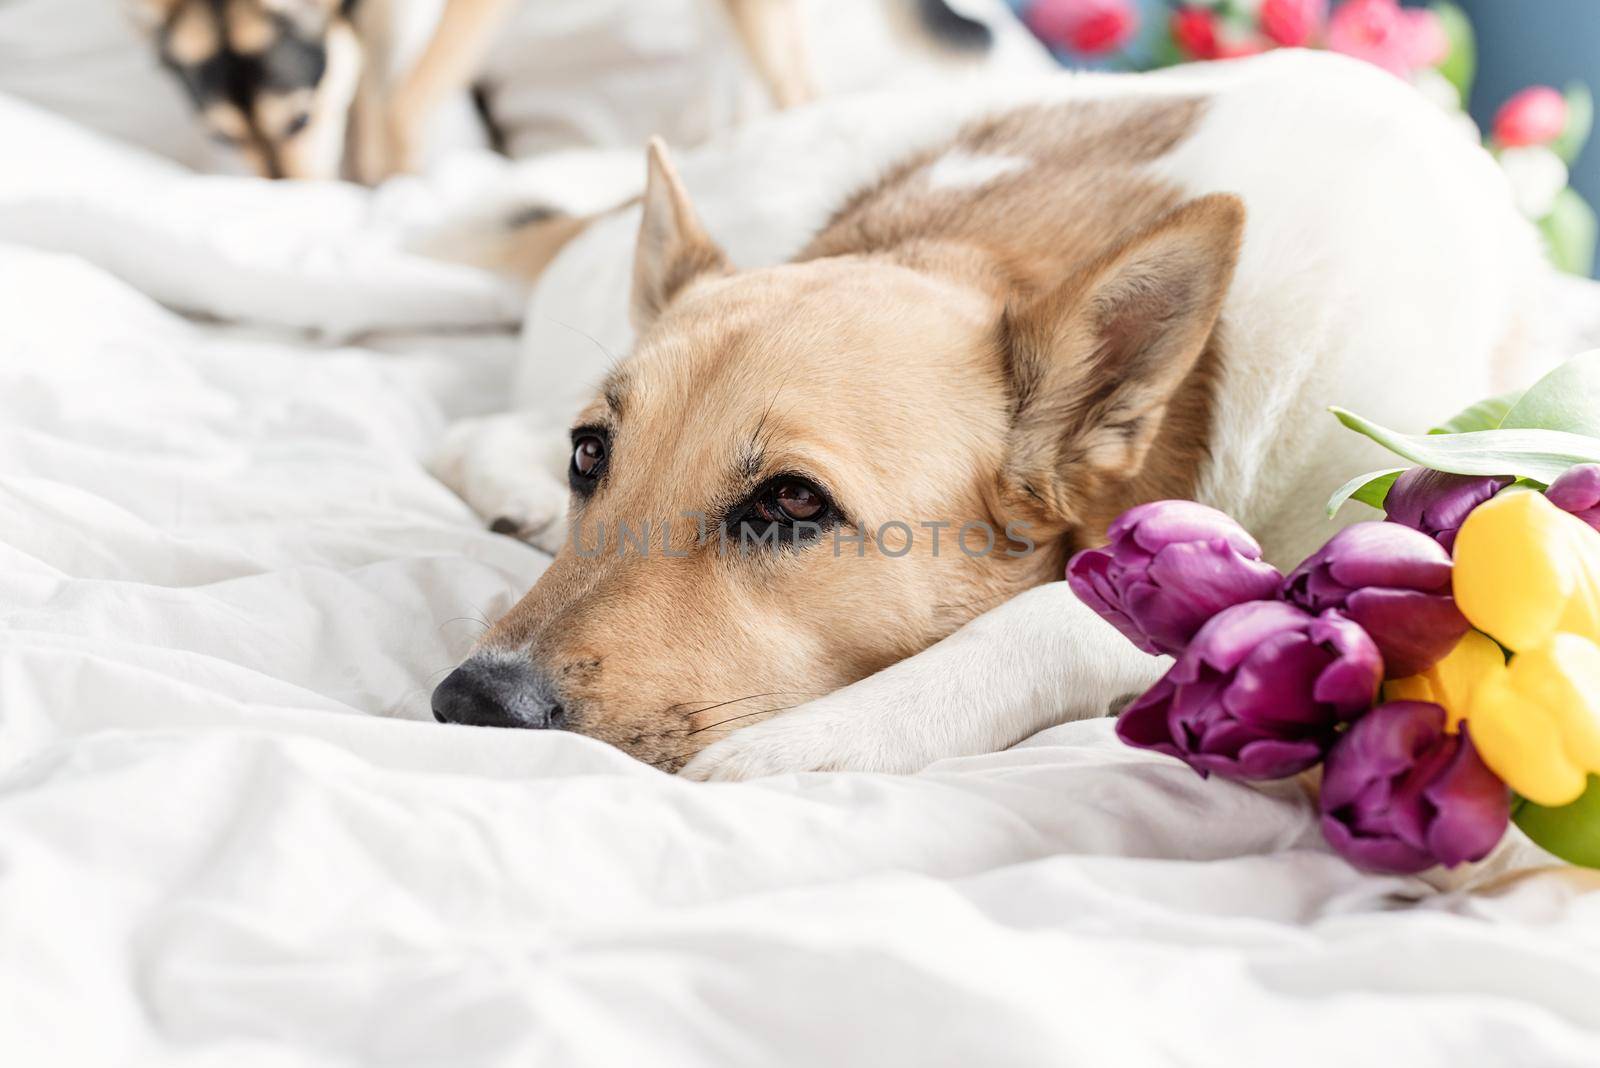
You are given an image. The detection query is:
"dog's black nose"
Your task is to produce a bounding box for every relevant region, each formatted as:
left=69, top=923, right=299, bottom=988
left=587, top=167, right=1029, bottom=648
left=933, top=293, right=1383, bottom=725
left=431, top=657, right=565, bottom=729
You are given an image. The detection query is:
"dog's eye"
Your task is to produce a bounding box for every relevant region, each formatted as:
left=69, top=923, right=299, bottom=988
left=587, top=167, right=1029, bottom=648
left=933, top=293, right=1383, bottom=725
left=570, top=432, right=607, bottom=487
left=728, top=475, right=835, bottom=551
left=756, top=480, right=826, bottom=524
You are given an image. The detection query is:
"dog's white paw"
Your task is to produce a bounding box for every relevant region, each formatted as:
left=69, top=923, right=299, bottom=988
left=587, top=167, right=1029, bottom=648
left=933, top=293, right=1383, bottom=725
left=430, top=414, right=571, bottom=554
left=679, top=700, right=913, bottom=781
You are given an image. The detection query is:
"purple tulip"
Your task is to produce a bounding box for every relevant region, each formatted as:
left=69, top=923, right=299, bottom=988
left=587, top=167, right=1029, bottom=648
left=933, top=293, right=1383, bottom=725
left=1546, top=464, right=1600, bottom=533
left=1116, top=600, right=1383, bottom=779
left=1068, top=500, right=1283, bottom=657
left=1284, top=522, right=1468, bottom=678
left=1383, top=468, right=1510, bottom=551
left=1320, top=702, right=1509, bottom=874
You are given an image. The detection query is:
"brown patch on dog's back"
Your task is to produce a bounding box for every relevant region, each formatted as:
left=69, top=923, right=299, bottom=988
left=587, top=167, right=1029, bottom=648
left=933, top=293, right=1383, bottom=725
left=804, top=97, right=1207, bottom=295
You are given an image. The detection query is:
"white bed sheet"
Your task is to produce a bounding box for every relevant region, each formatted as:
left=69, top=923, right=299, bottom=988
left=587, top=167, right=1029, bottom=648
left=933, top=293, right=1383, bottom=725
left=3, top=92, right=1600, bottom=1068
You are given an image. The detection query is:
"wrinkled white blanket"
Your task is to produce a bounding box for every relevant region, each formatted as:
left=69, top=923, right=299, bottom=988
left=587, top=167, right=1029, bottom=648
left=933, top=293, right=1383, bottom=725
left=3, top=91, right=1600, bottom=1068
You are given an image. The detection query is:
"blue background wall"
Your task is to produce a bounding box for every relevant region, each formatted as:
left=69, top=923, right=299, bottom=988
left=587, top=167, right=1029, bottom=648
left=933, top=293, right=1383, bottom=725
left=1451, top=0, right=1600, bottom=268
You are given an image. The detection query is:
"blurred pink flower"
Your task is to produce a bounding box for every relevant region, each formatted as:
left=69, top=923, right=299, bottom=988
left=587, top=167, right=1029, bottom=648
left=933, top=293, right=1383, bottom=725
left=1327, top=0, right=1448, bottom=77
left=1405, top=7, right=1449, bottom=67
left=1027, top=0, right=1139, bottom=55
left=1171, top=6, right=1221, bottom=60
left=1259, top=0, right=1328, bottom=48
left=1494, top=86, right=1569, bottom=147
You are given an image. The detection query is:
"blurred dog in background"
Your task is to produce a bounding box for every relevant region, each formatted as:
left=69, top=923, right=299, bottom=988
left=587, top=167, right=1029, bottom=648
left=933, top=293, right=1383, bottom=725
left=126, top=0, right=996, bottom=182
left=128, top=0, right=370, bottom=179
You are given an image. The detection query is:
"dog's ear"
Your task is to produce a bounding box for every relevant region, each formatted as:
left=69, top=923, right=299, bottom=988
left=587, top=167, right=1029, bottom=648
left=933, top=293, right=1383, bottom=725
left=631, top=138, right=730, bottom=334
left=124, top=0, right=180, bottom=32
left=1000, top=194, right=1244, bottom=522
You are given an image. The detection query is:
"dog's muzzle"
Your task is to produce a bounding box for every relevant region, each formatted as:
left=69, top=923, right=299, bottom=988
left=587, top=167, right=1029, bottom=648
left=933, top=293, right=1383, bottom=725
left=431, top=655, right=564, bottom=729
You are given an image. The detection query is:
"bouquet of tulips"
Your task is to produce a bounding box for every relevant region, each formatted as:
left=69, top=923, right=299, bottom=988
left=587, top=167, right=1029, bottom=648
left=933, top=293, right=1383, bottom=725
left=1015, top=0, right=1598, bottom=275
left=1069, top=350, right=1600, bottom=874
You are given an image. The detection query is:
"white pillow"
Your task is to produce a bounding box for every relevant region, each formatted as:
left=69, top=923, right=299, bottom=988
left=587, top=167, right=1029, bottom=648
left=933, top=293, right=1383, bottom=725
left=0, top=92, right=524, bottom=338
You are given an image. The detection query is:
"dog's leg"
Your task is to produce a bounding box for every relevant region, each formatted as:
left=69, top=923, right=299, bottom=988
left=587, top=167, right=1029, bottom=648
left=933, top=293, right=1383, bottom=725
left=430, top=414, right=572, bottom=554
left=680, top=583, right=1166, bottom=780
left=721, top=0, right=816, bottom=110
left=348, top=0, right=399, bottom=185
left=351, top=72, right=391, bottom=185
left=382, top=0, right=518, bottom=177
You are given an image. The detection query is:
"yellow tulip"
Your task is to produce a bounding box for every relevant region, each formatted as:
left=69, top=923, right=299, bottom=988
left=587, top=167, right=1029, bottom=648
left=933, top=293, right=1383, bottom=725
left=1411, top=488, right=1600, bottom=807
left=1452, top=490, right=1600, bottom=651
left=1465, top=634, right=1600, bottom=807
left=1385, top=628, right=1600, bottom=803
left=1386, top=629, right=1506, bottom=729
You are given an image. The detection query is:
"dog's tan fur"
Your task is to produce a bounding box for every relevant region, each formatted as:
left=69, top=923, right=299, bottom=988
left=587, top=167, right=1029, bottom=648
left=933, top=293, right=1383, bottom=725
left=476, top=98, right=1245, bottom=770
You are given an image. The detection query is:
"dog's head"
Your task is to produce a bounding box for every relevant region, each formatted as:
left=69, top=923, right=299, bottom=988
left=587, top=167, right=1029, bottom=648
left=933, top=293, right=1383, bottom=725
left=435, top=141, right=1243, bottom=770
left=130, top=0, right=360, bottom=179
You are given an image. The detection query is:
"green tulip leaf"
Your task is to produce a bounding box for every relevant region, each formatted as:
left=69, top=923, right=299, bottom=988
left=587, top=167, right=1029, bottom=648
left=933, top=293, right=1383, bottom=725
left=1432, top=2, right=1476, bottom=102
left=1552, top=82, right=1595, bottom=166
left=1326, top=468, right=1406, bottom=518
left=1501, top=349, right=1600, bottom=436
left=1514, top=775, right=1600, bottom=868
left=1149, top=33, right=1183, bottom=69
left=1538, top=188, right=1598, bottom=278
left=1431, top=389, right=1524, bottom=434
left=1330, top=407, right=1600, bottom=483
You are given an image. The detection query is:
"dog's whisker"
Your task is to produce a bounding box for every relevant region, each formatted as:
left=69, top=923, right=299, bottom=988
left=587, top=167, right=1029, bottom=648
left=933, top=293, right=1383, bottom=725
left=624, top=693, right=825, bottom=767
left=688, top=699, right=815, bottom=736
left=934, top=588, right=1018, bottom=614
left=642, top=696, right=820, bottom=773
left=749, top=364, right=798, bottom=458
left=391, top=660, right=475, bottom=720
left=681, top=690, right=813, bottom=720
left=649, top=703, right=808, bottom=773
left=537, top=312, right=619, bottom=367
left=636, top=697, right=758, bottom=727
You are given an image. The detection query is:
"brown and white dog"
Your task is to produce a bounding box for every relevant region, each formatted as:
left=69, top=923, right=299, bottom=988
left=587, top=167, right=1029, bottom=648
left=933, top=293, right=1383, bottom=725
left=126, top=0, right=996, bottom=182
left=431, top=52, right=1547, bottom=779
